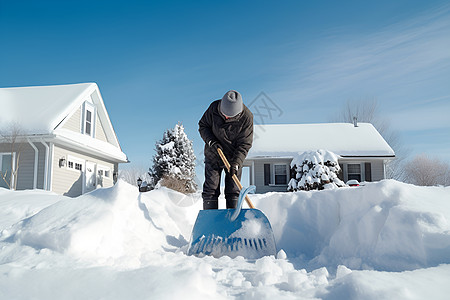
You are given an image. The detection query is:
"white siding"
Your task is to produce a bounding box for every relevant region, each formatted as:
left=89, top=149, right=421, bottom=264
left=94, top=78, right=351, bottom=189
left=251, top=158, right=292, bottom=194
left=63, top=106, right=109, bottom=144
left=247, top=157, right=388, bottom=193
left=52, top=145, right=115, bottom=197
left=339, top=159, right=385, bottom=182
left=95, top=112, right=108, bottom=143
left=371, top=160, right=385, bottom=181
left=62, top=106, right=82, bottom=133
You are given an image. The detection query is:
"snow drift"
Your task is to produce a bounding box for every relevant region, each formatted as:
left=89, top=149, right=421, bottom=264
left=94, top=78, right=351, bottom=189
left=253, top=180, right=450, bottom=271
left=2, top=182, right=199, bottom=266
left=1, top=180, right=450, bottom=299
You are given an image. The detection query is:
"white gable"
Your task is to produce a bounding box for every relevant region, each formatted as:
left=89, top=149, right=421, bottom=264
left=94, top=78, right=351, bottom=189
left=249, top=123, right=395, bottom=158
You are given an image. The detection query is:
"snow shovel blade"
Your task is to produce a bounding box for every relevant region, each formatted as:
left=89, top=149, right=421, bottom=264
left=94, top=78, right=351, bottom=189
left=187, top=208, right=276, bottom=259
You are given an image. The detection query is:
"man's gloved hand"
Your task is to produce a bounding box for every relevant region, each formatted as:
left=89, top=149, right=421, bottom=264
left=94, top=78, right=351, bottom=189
left=208, top=140, right=222, bottom=152
left=229, top=162, right=239, bottom=177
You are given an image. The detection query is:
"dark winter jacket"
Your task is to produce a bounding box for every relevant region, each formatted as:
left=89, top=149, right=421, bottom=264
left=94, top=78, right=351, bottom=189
left=199, top=100, right=253, bottom=167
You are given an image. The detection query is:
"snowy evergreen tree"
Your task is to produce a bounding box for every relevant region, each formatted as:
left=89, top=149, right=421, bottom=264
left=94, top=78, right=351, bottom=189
left=288, top=149, right=346, bottom=191
left=150, top=123, right=197, bottom=193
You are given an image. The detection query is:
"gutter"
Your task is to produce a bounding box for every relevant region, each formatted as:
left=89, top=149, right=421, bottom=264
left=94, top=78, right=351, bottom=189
left=40, top=139, right=50, bottom=191
left=247, top=155, right=396, bottom=160
left=52, top=134, right=128, bottom=163
left=19, top=133, right=127, bottom=163
left=27, top=138, right=39, bottom=189
left=339, top=155, right=396, bottom=160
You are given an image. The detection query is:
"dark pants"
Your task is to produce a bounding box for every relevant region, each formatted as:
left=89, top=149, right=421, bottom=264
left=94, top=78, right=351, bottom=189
left=202, top=160, right=242, bottom=210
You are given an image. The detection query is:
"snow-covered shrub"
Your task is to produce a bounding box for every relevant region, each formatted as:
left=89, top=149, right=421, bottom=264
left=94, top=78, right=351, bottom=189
left=150, top=123, right=197, bottom=193
left=288, top=149, right=345, bottom=191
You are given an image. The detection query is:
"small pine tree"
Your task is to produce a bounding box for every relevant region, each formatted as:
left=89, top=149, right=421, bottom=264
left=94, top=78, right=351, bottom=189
left=288, top=149, right=346, bottom=191
left=150, top=123, right=197, bottom=193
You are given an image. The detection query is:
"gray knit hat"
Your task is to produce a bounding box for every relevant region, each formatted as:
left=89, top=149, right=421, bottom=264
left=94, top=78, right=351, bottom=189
left=220, top=90, right=243, bottom=117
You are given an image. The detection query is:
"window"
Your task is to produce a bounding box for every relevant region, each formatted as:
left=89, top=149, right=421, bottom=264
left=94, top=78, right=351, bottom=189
left=274, top=164, right=288, bottom=185
left=97, top=165, right=111, bottom=178
left=0, top=153, right=13, bottom=189
left=347, top=164, right=361, bottom=181
left=83, top=101, right=96, bottom=137
left=264, top=163, right=289, bottom=186
left=67, top=156, right=84, bottom=172
left=85, top=110, right=92, bottom=135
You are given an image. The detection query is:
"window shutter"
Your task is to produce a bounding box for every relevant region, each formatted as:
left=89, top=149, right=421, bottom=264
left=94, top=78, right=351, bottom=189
left=338, top=164, right=344, bottom=181
left=365, top=162, right=372, bottom=182
left=264, top=164, right=271, bottom=185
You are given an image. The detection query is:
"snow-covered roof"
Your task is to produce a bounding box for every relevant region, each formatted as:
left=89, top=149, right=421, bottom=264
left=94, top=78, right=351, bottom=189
left=0, top=83, right=95, bottom=133
left=0, top=83, right=127, bottom=162
left=248, top=123, right=395, bottom=158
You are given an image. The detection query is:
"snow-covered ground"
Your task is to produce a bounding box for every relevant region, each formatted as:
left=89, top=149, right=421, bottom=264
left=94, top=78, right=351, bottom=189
left=1, top=180, right=449, bottom=299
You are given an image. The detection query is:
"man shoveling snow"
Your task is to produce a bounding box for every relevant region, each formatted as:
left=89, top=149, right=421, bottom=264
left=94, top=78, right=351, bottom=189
left=198, top=90, right=253, bottom=209
left=188, top=90, right=277, bottom=259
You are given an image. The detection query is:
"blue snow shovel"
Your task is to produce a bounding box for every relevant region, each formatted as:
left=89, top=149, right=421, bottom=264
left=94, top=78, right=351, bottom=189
left=187, top=148, right=276, bottom=259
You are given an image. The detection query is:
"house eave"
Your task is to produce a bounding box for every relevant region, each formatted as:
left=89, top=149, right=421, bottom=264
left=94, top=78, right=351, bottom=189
left=7, top=133, right=128, bottom=163
left=339, top=155, right=396, bottom=160
left=246, top=154, right=396, bottom=161
left=0, top=133, right=55, bottom=143
left=1, top=132, right=128, bottom=165
left=52, top=135, right=128, bottom=163
left=246, top=156, right=294, bottom=160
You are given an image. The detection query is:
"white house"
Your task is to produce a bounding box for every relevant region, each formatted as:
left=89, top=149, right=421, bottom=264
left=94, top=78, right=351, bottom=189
left=0, top=83, right=128, bottom=197
left=244, top=123, right=395, bottom=193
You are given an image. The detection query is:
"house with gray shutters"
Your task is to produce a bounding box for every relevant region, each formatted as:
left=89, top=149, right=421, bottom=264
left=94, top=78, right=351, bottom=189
left=243, top=123, right=395, bottom=193
left=0, top=83, right=128, bottom=197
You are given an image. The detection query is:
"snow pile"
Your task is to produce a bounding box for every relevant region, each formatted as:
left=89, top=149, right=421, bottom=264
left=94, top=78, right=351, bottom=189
left=232, top=210, right=266, bottom=237
left=1, top=180, right=450, bottom=299
left=288, top=149, right=345, bottom=191
left=254, top=180, right=450, bottom=271
left=0, top=189, right=63, bottom=231
left=1, top=181, right=199, bottom=266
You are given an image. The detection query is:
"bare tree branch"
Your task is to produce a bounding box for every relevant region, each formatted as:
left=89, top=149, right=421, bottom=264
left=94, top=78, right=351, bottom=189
left=330, top=97, right=410, bottom=180
left=0, top=122, right=25, bottom=190
left=118, top=166, right=153, bottom=187
left=403, top=154, right=450, bottom=186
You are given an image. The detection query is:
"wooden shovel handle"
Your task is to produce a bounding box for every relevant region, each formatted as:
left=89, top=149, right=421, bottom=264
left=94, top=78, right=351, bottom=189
left=217, top=148, right=255, bottom=209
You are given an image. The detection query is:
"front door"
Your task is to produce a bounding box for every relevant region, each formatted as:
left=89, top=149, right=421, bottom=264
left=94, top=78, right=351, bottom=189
left=85, top=161, right=97, bottom=193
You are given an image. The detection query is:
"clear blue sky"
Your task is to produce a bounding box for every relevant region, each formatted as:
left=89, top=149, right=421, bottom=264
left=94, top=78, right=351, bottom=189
left=1, top=0, right=449, bottom=175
